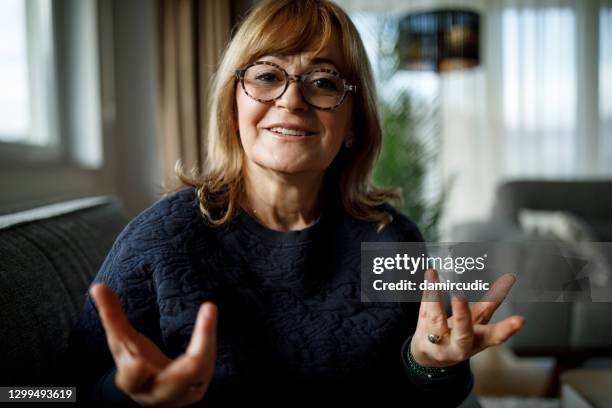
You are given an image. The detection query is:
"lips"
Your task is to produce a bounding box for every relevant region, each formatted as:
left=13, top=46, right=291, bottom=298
left=263, top=123, right=317, bottom=136
left=268, top=127, right=316, bottom=136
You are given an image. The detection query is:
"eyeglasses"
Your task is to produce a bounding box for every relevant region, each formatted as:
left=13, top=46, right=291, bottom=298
left=235, top=60, right=357, bottom=111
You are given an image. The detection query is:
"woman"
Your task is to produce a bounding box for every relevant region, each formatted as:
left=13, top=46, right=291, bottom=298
left=66, top=0, right=525, bottom=406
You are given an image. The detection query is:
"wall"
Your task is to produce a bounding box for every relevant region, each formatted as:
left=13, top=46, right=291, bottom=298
left=110, top=0, right=163, bottom=216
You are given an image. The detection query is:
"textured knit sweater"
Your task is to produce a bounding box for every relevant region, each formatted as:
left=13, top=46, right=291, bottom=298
left=65, top=187, right=473, bottom=406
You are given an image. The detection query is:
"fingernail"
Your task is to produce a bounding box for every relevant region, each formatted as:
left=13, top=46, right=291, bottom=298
left=203, top=302, right=215, bottom=319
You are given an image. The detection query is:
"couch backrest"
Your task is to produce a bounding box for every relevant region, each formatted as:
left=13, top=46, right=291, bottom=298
left=0, top=197, right=128, bottom=385
left=493, top=180, right=612, bottom=240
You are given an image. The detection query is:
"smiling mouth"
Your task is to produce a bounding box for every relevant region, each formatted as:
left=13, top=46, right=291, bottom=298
left=266, top=127, right=317, bottom=137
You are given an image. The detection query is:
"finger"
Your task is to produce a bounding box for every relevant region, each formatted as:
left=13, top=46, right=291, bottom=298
left=154, top=303, right=218, bottom=397
left=90, top=283, right=139, bottom=338
left=450, top=295, right=474, bottom=349
left=90, top=284, right=140, bottom=354
left=115, top=353, right=157, bottom=395
left=447, top=273, right=516, bottom=328
left=477, top=315, right=525, bottom=348
left=470, top=273, right=517, bottom=324
left=417, top=269, right=449, bottom=336
left=152, top=355, right=213, bottom=404
left=130, top=332, right=172, bottom=370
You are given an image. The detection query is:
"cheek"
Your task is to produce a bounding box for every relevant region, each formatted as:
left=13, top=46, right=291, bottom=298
left=236, top=88, right=254, bottom=129
left=320, top=102, right=353, bottom=147
left=236, top=90, right=278, bottom=167
left=236, top=89, right=267, bottom=142
left=316, top=120, right=350, bottom=167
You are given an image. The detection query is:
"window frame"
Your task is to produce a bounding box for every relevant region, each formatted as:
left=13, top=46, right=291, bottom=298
left=0, top=0, right=63, bottom=162
left=0, top=0, right=105, bottom=169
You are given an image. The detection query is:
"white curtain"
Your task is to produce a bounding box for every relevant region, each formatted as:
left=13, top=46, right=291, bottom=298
left=338, top=0, right=612, bottom=238
left=497, top=1, right=576, bottom=176
left=408, top=0, right=612, bottom=239
left=438, top=0, right=580, bottom=236
left=437, top=0, right=612, bottom=238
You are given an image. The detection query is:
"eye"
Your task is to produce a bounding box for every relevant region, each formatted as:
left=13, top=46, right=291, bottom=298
left=254, top=71, right=283, bottom=83
left=311, top=77, right=340, bottom=91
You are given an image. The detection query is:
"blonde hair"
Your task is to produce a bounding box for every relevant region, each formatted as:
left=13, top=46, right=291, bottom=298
left=177, top=0, right=401, bottom=231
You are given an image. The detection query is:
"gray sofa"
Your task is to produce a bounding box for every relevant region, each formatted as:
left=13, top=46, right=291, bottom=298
left=491, top=181, right=612, bottom=353
left=0, top=197, right=128, bottom=385
left=492, top=180, right=612, bottom=242
left=452, top=180, right=612, bottom=395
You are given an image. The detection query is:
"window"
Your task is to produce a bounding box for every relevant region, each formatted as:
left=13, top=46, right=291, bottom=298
left=0, top=0, right=57, bottom=147
left=0, top=0, right=104, bottom=169
left=0, top=0, right=29, bottom=142
left=501, top=7, right=577, bottom=176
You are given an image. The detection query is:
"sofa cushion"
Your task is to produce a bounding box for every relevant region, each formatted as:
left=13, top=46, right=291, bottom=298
left=518, top=210, right=599, bottom=242
left=0, top=197, right=128, bottom=385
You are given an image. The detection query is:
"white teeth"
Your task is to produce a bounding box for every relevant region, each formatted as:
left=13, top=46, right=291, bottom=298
left=269, top=127, right=312, bottom=136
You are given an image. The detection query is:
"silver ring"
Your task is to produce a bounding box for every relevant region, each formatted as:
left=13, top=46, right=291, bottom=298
left=427, top=333, right=442, bottom=344
left=188, top=381, right=204, bottom=391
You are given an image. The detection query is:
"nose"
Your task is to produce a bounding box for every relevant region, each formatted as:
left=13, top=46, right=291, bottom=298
left=274, top=77, right=309, bottom=112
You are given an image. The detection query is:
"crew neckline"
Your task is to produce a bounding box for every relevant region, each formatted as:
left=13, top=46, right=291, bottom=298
left=236, top=206, right=329, bottom=244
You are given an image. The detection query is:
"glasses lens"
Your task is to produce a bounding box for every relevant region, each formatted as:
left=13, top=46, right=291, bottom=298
left=243, top=64, right=286, bottom=101
left=302, top=71, right=344, bottom=109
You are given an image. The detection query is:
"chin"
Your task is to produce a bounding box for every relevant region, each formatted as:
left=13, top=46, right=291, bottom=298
left=252, top=157, right=314, bottom=174
left=264, top=162, right=309, bottom=174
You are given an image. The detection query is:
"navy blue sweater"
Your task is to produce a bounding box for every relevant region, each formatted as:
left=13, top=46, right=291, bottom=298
left=66, top=188, right=473, bottom=406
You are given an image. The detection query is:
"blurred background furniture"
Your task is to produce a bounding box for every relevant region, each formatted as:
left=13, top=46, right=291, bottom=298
left=0, top=197, right=128, bottom=385
left=561, top=369, right=612, bottom=408
left=452, top=180, right=612, bottom=397
left=492, top=181, right=612, bottom=242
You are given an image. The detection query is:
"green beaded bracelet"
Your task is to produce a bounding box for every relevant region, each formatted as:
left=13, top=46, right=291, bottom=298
left=406, top=340, right=454, bottom=379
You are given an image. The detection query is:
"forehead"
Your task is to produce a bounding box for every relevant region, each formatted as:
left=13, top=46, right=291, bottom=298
left=259, top=35, right=346, bottom=71
left=263, top=55, right=339, bottom=70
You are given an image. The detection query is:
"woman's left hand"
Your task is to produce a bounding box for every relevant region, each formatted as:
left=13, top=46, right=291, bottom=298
left=410, top=269, right=525, bottom=368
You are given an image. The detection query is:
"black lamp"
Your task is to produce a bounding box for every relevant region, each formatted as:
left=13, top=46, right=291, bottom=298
left=396, top=9, right=481, bottom=72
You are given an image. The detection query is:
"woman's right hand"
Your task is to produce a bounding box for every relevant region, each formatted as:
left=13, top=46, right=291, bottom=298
left=90, top=283, right=218, bottom=407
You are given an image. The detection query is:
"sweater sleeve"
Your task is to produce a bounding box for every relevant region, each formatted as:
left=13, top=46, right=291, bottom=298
left=400, top=335, right=474, bottom=406
left=61, top=214, right=162, bottom=406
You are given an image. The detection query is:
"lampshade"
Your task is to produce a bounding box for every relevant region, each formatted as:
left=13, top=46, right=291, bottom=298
left=396, top=9, right=480, bottom=72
